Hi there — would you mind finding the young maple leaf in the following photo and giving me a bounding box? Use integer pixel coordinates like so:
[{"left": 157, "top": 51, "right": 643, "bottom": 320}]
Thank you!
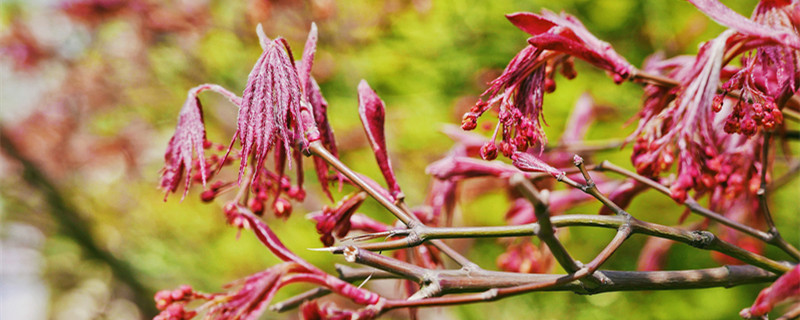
[
  {"left": 357, "top": 80, "right": 404, "bottom": 200},
  {"left": 236, "top": 31, "right": 303, "bottom": 183},
  {"left": 160, "top": 84, "right": 241, "bottom": 200}
]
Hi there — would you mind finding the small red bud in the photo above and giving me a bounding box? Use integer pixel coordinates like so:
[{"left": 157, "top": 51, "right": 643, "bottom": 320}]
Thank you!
[
  {"left": 461, "top": 113, "right": 478, "bottom": 130},
  {"left": 560, "top": 58, "right": 577, "bottom": 79},
  {"left": 203, "top": 139, "right": 213, "bottom": 149},
  {"left": 287, "top": 186, "right": 306, "bottom": 201},
  {"left": 544, "top": 78, "right": 556, "bottom": 93},
  {"left": 273, "top": 198, "right": 292, "bottom": 217},
  {"left": 200, "top": 189, "right": 216, "bottom": 202},
  {"left": 248, "top": 198, "right": 264, "bottom": 216},
  {"left": 480, "top": 142, "right": 498, "bottom": 160},
  {"left": 712, "top": 95, "right": 724, "bottom": 112}
]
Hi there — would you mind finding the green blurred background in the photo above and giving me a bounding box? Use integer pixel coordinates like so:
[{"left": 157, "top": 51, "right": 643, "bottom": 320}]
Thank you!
[{"left": 1, "top": 0, "right": 797, "bottom": 319}]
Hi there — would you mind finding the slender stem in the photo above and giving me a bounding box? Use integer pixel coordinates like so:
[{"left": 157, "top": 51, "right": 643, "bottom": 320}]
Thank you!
[
  {"left": 595, "top": 160, "right": 774, "bottom": 241},
  {"left": 574, "top": 157, "right": 627, "bottom": 216},
  {"left": 308, "top": 141, "right": 414, "bottom": 224},
  {"left": 308, "top": 141, "right": 474, "bottom": 267},
  {"left": 758, "top": 133, "right": 800, "bottom": 261},
  {"left": 758, "top": 132, "right": 777, "bottom": 230},
  {"left": 274, "top": 261, "right": 779, "bottom": 313},
  {"left": 338, "top": 213, "right": 789, "bottom": 274},
  {"left": 510, "top": 175, "right": 581, "bottom": 275},
  {"left": 270, "top": 287, "right": 331, "bottom": 312}
]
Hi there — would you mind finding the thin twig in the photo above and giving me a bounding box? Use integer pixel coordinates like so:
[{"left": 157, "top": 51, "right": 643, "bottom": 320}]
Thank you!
[
  {"left": 510, "top": 175, "right": 582, "bottom": 274},
  {"left": 308, "top": 141, "right": 475, "bottom": 268},
  {"left": 595, "top": 160, "right": 800, "bottom": 260},
  {"left": 758, "top": 133, "right": 800, "bottom": 260}
]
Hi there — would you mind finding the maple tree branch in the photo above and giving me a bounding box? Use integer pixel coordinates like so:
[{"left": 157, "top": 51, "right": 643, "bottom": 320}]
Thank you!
[
  {"left": 592, "top": 160, "right": 800, "bottom": 261},
  {"left": 379, "top": 264, "right": 779, "bottom": 312},
  {"left": 307, "top": 141, "right": 476, "bottom": 268}
]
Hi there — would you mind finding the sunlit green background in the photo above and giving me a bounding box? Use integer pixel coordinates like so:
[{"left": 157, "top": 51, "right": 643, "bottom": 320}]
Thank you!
[{"left": 2, "top": 0, "right": 798, "bottom": 319}]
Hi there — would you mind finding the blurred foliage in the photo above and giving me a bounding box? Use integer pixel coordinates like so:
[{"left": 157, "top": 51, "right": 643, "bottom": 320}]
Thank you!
[{"left": 1, "top": 0, "right": 798, "bottom": 319}]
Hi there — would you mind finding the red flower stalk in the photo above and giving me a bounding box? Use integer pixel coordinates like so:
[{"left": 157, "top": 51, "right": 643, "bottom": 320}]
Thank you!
[
  {"left": 357, "top": 80, "right": 404, "bottom": 200},
  {"left": 598, "top": 179, "right": 647, "bottom": 215},
  {"left": 741, "top": 264, "right": 800, "bottom": 318},
  {"left": 161, "top": 84, "right": 242, "bottom": 200},
  {"left": 462, "top": 10, "right": 632, "bottom": 161},
  {"left": 308, "top": 191, "right": 368, "bottom": 246},
  {"left": 629, "top": 30, "right": 736, "bottom": 203}
]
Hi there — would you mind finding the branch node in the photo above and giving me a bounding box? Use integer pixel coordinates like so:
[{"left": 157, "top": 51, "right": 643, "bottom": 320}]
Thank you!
[
  {"left": 344, "top": 246, "right": 359, "bottom": 263},
  {"left": 689, "top": 231, "right": 715, "bottom": 249}
]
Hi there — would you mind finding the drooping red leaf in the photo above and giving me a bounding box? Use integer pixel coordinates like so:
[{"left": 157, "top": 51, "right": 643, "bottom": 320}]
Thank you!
[
  {"left": 506, "top": 10, "right": 633, "bottom": 81},
  {"left": 161, "top": 84, "right": 241, "bottom": 201},
  {"left": 511, "top": 151, "right": 564, "bottom": 178},
  {"left": 687, "top": 0, "right": 800, "bottom": 49},
  {"left": 236, "top": 37, "right": 303, "bottom": 183},
  {"left": 309, "top": 78, "right": 340, "bottom": 201},
  {"left": 357, "top": 80, "right": 404, "bottom": 200},
  {"left": 426, "top": 156, "right": 539, "bottom": 180},
  {"left": 742, "top": 264, "right": 800, "bottom": 317}
]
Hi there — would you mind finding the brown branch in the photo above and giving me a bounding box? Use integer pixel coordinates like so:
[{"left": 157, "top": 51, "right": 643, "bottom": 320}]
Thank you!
[
  {"left": 308, "top": 141, "right": 476, "bottom": 268},
  {"left": 380, "top": 265, "right": 778, "bottom": 312}
]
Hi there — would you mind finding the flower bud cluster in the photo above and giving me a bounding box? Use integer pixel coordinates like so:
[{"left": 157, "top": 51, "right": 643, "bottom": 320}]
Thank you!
[{"left": 715, "top": 77, "right": 784, "bottom": 136}]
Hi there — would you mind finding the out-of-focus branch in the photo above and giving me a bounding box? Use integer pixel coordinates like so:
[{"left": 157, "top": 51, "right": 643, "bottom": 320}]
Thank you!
[{"left": 0, "top": 126, "right": 157, "bottom": 317}]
